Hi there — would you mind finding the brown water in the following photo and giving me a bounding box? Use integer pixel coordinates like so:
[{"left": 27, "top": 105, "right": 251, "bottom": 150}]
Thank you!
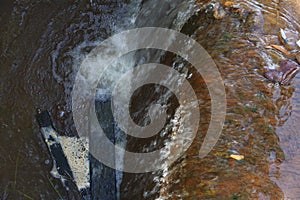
[
  {"left": 1, "top": 0, "right": 300, "bottom": 199},
  {"left": 157, "top": 0, "right": 300, "bottom": 199}
]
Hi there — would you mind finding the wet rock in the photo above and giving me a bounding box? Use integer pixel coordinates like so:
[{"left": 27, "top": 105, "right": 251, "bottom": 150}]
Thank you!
[{"left": 264, "top": 60, "right": 300, "bottom": 85}]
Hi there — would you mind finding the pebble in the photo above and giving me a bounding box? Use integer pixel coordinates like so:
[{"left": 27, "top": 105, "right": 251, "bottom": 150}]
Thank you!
[{"left": 45, "top": 159, "right": 50, "bottom": 165}]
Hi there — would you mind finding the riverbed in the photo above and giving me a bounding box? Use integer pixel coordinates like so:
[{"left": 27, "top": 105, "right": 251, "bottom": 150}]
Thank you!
[{"left": 1, "top": 0, "right": 300, "bottom": 199}]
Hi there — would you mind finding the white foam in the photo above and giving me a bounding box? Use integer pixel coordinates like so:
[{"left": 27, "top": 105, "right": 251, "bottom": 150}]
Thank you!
[
  {"left": 261, "top": 51, "right": 279, "bottom": 70},
  {"left": 59, "top": 136, "right": 90, "bottom": 191},
  {"left": 70, "top": 2, "right": 144, "bottom": 199},
  {"left": 41, "top": 127, "right": 90, "bottom": 192}
]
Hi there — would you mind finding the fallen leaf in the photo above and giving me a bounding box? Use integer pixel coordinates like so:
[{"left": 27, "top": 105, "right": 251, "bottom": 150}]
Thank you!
[
  {"left": 266, "top": 45, "right": 290, "bottom": 55},
  {"left": 224, "top": 1, "right": 235, "bottom": 7},
  {"left": 230, "top": 154, "right": 244, "bottom": 161},
  {"left": 280, "top": 28, "right": 288, "bottom": 44}
]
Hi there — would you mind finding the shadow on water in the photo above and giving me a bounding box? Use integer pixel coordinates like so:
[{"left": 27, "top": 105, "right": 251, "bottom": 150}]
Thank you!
[
  {"left": 0, "top": 0, "right": 134, "bottom": 199},
  {"left": 1, "top": 0, "right": 300, "bottom": 199}
]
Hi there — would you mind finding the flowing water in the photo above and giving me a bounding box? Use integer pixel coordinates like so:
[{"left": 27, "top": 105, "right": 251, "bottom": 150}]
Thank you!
[{"left": 1, "top": 0, "right": 300, "bottom": 199}]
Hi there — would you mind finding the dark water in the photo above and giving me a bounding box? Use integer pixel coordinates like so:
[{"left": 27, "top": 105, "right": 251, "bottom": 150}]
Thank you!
[
  {"left": 1, "top": 0, "right": 300, "bottom": 199},
  {"left": 0, "top": 0, "right": 136, "bottom": 199}
]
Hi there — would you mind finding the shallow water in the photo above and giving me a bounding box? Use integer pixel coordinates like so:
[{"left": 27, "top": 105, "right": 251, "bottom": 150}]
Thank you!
[
  {"left": 158, "top": 0, "right": 300, "bottom": 199},
  {"left": 1, "top": 0, "right": 300, "bottom": 199}
]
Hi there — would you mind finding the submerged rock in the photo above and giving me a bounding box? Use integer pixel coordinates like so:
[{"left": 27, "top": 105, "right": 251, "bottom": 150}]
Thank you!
[
  {"left": 264, "top": 60, "right": 300, "bottom": 85},
  {"left": 36, "top": 110, "right": 90, "bottom": 199}
]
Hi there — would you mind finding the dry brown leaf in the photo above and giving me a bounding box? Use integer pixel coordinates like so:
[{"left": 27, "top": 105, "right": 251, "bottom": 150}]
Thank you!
[
  {"left": 266, "top": 45, "right": 290, "bottom": 55},
  {"left": 230, "top": 154, "right": 244, "bottom": 161},
  {"left": 224, "top": 1, "right": 235, "bottom": 7},
  {"left": 280, "top": 28, "right": 288, "bottom": 44}
]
